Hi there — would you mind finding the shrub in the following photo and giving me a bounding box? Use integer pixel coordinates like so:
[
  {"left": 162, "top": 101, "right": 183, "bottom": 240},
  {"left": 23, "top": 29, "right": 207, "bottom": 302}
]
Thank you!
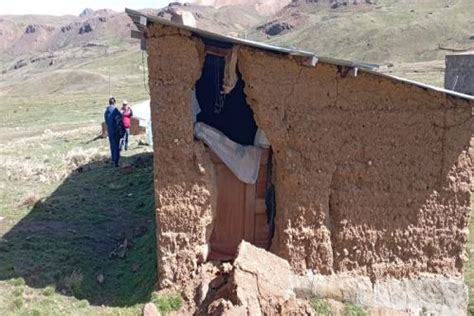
[
  {"left": 345, "top": 303, "right": 368, "bottom": 316},
  {"left": 42, "top": 286, "right": 55, "bottom": 296},
  {"left": 151, "top": 292, "right": 183, "bottom": 314},
  {"left": 18, "top": 194, "right": 41, "bottom": 209},
  {"left": 12, "top": 297, "right": 24, "bottom": 309},
  {"left": 29, "top": 310, "right": 41, "bottom": 316},
  {"left": 77, "top": 300, "right": 90, "bottom": 308},
  {"left": 310, "top": 297, "right": 332, "bottom": 315},
  {"left": 8, "top": 277, "right": 26, "bottom": 287},
  {"left": 64, "top": 270, "right": 83, "bottom": 296},
  {"left": 13, "top": 287, "right": 24, "bottom": 297}
]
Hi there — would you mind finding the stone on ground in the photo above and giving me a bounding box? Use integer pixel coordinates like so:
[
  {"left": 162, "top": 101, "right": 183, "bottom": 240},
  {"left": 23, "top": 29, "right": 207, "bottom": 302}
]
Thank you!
[{"left": 143, "top": 302, "right": 160, "bottom": 316}]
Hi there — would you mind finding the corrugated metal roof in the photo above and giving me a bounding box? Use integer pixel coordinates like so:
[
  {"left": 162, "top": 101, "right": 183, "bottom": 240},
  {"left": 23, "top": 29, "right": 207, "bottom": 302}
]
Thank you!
[{"left": 125, "top": 8, "right": 474, "bottom": 102}]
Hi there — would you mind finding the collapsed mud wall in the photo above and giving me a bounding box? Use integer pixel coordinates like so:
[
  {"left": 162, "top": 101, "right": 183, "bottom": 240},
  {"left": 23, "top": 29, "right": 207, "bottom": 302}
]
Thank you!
[
  {"left": 146, "top": 25, "right": 216, "bottom": 289},
  {"left": 146, "top": 23, "right": 473, "bottom": 288},
  {"left": 238, "top": 48, "right": 473, "bottom": 278}
]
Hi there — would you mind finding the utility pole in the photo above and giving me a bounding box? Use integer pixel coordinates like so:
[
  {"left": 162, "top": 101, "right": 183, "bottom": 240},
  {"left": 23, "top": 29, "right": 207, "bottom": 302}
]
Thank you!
[
  {"left": 108, "top": 66, "right": 111, "bottom": 96},
  {"left": 105, "top": 45, "right": 111, "bottom": 97}
]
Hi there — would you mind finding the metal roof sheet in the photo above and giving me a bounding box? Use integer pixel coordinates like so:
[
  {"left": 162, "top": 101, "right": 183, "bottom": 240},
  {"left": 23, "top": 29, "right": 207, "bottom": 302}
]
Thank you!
[{"left": 126, "top": 8, "right": 474, "bottom": 102}]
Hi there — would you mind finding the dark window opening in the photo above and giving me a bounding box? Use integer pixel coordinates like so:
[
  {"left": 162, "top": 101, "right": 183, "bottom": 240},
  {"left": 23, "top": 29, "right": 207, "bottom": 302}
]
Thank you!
[{"left": 195, "top": 53, "right": 257, "bottom": 146}]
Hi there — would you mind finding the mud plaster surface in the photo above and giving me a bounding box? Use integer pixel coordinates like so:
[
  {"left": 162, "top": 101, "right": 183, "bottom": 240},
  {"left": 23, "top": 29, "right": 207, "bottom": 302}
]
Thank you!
[
  {"left": 147, "top": 25, "right": 215, "bottom": 289},
  {"left": 238, "top": 47, "right": 473, "bottom": 278},
  {"left": 147, "top": 24, "right": 473, "bottom": 287}
]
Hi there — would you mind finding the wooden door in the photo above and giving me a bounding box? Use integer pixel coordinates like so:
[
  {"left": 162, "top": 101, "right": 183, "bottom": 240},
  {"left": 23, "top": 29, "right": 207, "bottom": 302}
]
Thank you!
[{"left": 208, "top": 149, "right": 270, "bottom": 261}]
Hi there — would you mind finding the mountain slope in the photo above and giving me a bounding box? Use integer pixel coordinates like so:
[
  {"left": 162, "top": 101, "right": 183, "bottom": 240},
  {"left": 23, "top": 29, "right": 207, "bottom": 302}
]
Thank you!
[
  {"left": 2, "top": 0, "right": 474, "bottom": 106},
  {"left": 193, "top": 0, "right": 292, "bottom": 15},
  {"left": 249, "top": 0, "right": 474, "bottom": 64}
]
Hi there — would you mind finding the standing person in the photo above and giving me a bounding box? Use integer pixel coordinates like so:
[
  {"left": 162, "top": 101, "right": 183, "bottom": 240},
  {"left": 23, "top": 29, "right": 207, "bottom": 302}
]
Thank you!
[
  {"left": 120, "top": 100, "right": 133, "bottom": 151},
  {"left": 104, "top": 97, "right": 123, "bottom": 167}
]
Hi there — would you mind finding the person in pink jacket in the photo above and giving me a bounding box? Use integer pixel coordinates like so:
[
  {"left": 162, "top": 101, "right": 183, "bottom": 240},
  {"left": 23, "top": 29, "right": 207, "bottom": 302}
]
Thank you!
[{"left": 120, "top": 100, "right": 133, "bottom": 151}]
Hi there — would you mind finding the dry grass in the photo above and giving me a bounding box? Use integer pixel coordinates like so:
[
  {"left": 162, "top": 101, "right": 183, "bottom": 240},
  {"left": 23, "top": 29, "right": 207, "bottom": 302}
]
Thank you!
[
  {"left": 17, "top": 194, "right": 41, "bottom": 209},
  {"left": 65, "top": 147, "right": 109, "bottom": 169},
  {"left": 2, "top": 157, "right": 57, "bottom": 184},
  {"left": 64, "top": 270, "right": 84, "bottom": 297}
]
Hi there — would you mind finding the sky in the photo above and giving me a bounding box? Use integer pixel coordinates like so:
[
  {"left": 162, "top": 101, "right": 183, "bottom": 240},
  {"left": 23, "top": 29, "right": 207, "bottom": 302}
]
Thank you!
[{"left": 0, "top": 0, "right": 182, "bottom": 16}]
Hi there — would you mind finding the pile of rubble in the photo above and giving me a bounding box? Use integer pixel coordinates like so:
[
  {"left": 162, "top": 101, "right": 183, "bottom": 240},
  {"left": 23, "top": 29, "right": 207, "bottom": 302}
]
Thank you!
[
  {"left": 192, "top": 241, "right": 314, "bottom": 315},
  {"left": 144, "top": 241, "right": 466, "bottom": 315}
]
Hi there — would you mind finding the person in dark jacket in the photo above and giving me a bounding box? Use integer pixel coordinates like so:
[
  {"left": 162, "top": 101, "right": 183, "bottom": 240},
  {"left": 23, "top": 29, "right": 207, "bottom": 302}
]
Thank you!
[{"left": 104, "top": 97, "right": 123, "bottom": 167}]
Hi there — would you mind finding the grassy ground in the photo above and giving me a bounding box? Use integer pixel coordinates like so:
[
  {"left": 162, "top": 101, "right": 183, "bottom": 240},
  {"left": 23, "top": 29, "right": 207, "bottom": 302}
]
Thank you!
[
  {"left": 0, "top": 4, "right": 473, "bottom": 313},
  {"left": 467, "top": 195, "right": 474, "bottom": 314},
  {"left": 0, "top": 124, "right": 157, "bottom": 315},
  {"left": 0, "top": 26, "right": 166, "bottom": 313}
]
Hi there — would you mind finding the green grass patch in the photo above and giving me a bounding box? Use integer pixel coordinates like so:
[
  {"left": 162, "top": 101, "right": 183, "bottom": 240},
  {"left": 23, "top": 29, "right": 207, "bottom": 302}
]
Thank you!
[
  {"left": 467, "top": 195, "right": 474, "bottom": 313},
  {"left": 12, "top": 297, "right": 24, "bottom": 310},
  {"left": 0, "top": 133, "right": 156, "bottom": 311},
  {"left": 151, "top": 292, "right": 183, "bottom": 314},
  {"left": 8, "top": 278, "right": 25, "bottom": 287},
  {"left": 310, "top": 297, "right": 332, "bottom": 315},
  {"left": 344, "top": 303, "right": 368, "bottom": 316},
  {"left": 64, "top": 270, "right": 84, "bottom": 297},
  {"left": 12, "top": 287, "right": 24, "bottom": 297},
  {"left": 42, "top": 286, "right": 55, "bottom": 297}
]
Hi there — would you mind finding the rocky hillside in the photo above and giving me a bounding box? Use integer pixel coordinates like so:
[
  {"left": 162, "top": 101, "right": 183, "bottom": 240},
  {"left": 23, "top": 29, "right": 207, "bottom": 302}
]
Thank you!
[
  {"left": 0, "top": 10, "right": 132, "bottom": 56},
  {"left": 1, "top": 0, "right": 474, "bottom": 95},
  {"left": 0, "top": 3, "right": 266, "bottom": 69},
  {"left": 2, "top": 0, "right": 474, "bottom": 67},
  {"left": 193, "top": 0, "right": 292, "bottom": 15},
  {"left": 0, "top": 3, "right": 266, "bottom": 93}
]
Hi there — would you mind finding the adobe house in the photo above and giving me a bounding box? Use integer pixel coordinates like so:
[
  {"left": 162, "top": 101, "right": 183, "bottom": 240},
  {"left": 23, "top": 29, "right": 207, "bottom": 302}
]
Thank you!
[{"left": 126, "top": 9, "right": 474, "bottom": 313}]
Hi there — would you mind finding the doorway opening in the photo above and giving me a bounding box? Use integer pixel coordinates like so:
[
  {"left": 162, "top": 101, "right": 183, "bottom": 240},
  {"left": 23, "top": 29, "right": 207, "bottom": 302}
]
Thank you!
[{"left": 193, "top": 48, "right": 275, "bottom": 261}]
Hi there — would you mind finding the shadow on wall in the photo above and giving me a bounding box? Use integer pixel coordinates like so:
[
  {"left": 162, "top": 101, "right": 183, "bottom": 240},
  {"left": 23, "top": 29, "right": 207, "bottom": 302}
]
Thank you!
[{"left": 0, "top": 153, "right": 156, "bottom": 307}]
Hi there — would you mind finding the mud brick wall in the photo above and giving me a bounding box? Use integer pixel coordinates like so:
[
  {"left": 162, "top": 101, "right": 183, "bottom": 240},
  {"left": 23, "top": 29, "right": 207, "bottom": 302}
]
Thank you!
[
  {"left": 238, "top": 48, "right": 473, "bottom": 278},
  {"left": 146, "top": 25, "right": 216, "bottom": 289},
  {"left": 147, "top": 24, "right": 473, "bottom": 286}
]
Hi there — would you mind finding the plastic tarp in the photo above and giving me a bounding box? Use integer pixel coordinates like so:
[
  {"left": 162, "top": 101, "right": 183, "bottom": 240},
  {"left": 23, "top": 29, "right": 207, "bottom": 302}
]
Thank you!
[
  {"left": 254, "top": 128, "right": 270, "bottom": 148},
  {"left": 194, "top": 122, "right": 262, "bottom": 184},
  {"left": 130, "top": 100, "right": 153, "bottom": 144},
  {"left": 131, "top": 100, "right": 151, "bottom": 127},
  {"left": 192, "top": 89, "right": 201, "bottom": 123}
]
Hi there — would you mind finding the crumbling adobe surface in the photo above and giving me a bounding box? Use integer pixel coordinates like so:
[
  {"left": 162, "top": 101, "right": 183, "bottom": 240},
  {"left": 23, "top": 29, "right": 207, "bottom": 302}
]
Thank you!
[
  {"left": 146, "top": 23, "right": 473, "bottom": 290},
  {"left": 238, "top": 47, "right": 473, "bottom": 278},
  {"left": 203, "top": 241, "right": 315, "bottom": 315},
  {"left": 146, "top": 24, "right": 216, "bottom": 289}
]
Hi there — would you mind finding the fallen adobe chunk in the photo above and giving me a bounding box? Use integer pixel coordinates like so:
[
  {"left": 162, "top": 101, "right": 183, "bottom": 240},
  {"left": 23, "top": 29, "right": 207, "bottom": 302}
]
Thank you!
[{"left": 206, "top": 241, "right": 314, "bottom": 315}]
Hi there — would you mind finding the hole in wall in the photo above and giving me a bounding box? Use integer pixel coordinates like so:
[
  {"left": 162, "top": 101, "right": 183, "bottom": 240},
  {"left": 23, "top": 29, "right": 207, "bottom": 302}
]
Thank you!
[{"left": 191, "top": 46, "right": 276, "bottom": 261}]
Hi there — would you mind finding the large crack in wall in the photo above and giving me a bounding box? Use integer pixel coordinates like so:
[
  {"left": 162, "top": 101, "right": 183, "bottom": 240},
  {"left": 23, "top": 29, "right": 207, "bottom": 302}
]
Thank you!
[
  {"left": 239, "top": 48, "right": 337, "bottom": 274},
  {"left": 238, "top": 47, "right": 473, "bottom": 278}
]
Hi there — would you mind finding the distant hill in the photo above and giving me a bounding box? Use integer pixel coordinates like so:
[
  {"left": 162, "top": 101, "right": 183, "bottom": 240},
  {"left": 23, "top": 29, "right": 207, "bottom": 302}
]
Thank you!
[
  {"left": 193, "top": 0, "right": 292, "bottom": 15},
  {"left": 0, "top": 10, "right": 132, "bottom": 56},
  {"left": 249, "top": 0, "right": 474, "bottom": 64},
  {"left": 0, "top": 4, "right": 268, "bottom": 105}
]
